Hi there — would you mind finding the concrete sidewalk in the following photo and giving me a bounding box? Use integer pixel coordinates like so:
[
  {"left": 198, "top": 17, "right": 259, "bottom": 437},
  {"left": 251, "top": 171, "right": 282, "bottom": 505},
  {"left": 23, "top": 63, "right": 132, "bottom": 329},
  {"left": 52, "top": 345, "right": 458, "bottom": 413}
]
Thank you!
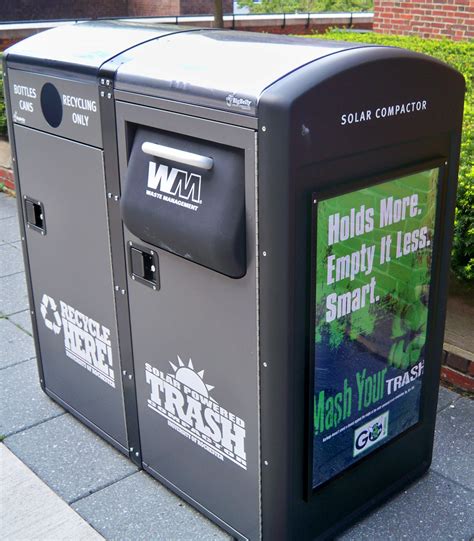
[
  {"left": 1, "top": 189, "right": 473, "bottom": 540},
  {"left": 1, "top": 443, "right": 103, "bottom": 540}
]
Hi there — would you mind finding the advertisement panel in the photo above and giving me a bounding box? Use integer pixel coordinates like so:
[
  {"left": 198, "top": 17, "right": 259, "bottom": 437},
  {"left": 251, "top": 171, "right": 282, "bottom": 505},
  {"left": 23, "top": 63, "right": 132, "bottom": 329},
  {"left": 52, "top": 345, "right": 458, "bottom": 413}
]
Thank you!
[{"left": 312, "top": 168, "right": 438, "bottom": 489}]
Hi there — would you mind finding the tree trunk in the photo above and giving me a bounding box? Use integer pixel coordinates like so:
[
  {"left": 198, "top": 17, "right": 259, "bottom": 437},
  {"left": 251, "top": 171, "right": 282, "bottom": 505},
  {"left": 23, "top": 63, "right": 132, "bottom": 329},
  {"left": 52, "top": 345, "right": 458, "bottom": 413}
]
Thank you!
[{"left": 214, "top": 0, "right": 224, "bottom": 28}]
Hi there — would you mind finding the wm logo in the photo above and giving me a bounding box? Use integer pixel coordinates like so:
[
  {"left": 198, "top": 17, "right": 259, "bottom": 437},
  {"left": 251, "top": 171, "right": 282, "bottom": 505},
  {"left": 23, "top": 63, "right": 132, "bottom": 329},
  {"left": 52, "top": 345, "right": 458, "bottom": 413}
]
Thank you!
[{"left": 147, "top": 162, "right": 202, "bottom": 204}]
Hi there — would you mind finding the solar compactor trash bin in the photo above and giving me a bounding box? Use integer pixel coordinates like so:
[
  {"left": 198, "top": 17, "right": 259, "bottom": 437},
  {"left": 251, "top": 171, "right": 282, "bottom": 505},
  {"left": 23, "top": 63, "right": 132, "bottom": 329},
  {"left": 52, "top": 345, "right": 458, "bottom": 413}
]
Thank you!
[
  {"left": 2, "top": 21, "right": 199, "bottom": 464},
  {"left": 113, "top": 31, "right": 465, "bottom": 540}
]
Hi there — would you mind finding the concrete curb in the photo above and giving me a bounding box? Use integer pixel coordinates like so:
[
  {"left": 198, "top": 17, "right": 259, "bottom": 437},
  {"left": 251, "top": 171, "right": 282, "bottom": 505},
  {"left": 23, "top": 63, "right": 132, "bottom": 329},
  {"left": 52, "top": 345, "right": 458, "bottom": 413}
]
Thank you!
[
  {"left": 0, "top": 165, "right": 15, "bottom": 192},
  {"left": 1, "top": 443, "right": 104, "bottom": 540},
  {"left": 0, "top": 140, "right": 14, "bottom": 192},
  {"left": 441, "top": 344, "right": 474, "bottom": 393}
]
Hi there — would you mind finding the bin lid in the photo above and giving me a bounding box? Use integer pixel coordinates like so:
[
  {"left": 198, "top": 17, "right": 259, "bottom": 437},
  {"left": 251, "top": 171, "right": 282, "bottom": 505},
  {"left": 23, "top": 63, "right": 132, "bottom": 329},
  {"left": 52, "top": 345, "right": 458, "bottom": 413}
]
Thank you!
[
  {"left": 5, "top": 21, "right": 184, "bottom": 76},
  {"left": 115, "top": 30, "right": 364, "bottom": 116}
]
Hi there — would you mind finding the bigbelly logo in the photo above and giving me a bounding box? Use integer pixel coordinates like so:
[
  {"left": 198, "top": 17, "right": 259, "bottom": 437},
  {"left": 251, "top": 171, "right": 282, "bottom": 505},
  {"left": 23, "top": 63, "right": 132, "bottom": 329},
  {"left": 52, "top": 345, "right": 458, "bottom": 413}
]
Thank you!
[
  {"left": 145, "top": 357, "right": 247, "bottom": 470},
  {"left": 353, "top": 411, "right": 389, "bottom": 457},
  {"left": 145, "top": 162, "right": 202, "bottom": 212}
]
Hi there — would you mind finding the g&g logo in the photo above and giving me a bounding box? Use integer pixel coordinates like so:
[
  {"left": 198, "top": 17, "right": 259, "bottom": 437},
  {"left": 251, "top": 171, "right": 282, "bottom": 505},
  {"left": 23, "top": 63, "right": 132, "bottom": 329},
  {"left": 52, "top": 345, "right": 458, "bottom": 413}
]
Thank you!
[{"left": 353, "top": 412, "right": 389, "bottom": 457}]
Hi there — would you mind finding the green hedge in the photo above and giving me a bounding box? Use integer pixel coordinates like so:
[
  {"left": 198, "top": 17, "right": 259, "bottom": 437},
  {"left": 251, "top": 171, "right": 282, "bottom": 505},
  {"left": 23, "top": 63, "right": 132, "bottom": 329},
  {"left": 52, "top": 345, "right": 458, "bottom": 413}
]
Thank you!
[{"left": 308, "top": 31, "right": 474, "bottom": 283}]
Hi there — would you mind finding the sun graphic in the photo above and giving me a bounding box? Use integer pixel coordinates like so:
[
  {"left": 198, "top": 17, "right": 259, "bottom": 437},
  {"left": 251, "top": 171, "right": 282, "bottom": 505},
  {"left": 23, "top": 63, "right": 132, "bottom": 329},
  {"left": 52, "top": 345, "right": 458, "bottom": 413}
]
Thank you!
[{"left": 169, "top": 356, "right": 215, "bottom": 399}]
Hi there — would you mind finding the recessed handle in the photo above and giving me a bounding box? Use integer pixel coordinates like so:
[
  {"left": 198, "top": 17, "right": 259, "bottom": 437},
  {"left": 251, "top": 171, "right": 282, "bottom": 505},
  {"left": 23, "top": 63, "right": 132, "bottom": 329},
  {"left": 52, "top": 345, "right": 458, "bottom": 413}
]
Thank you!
[
  {"left": 24, "top": 196, "right": 46, "bottom": 235},
  {"left": 129, "top": 243, "right": 160, "bottom": 291},
  {"left": 141, "top": 142, "right": 214, "bottom": 171}
]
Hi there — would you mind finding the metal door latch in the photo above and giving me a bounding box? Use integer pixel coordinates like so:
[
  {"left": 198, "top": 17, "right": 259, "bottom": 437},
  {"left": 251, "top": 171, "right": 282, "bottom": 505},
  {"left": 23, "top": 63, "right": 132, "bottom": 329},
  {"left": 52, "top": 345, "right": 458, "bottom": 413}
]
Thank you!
[
  {"left": 128, "top": 243, "right": 160, "bottom": 291},
  {"left": 24, "top": 196, "right": 46, "bottom": 235}
]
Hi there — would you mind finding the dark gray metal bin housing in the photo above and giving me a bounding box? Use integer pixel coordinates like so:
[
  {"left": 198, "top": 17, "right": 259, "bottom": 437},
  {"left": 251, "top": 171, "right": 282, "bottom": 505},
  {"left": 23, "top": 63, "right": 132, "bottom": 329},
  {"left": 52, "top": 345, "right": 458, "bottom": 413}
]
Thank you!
[
  {"left": 113, "top": 30, "right": 465, "bottom": 540},
  {"left": 5, "top": 24, "right": 465, "bottom": 541},
  {"left": 2, "top": 21, "right": 198, "bottom": 464}
]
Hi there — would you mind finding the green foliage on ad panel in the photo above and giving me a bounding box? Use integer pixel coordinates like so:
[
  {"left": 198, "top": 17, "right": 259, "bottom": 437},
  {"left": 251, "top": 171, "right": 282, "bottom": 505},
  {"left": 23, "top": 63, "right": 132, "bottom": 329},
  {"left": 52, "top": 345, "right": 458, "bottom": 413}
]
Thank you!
[{"left": 315, "top": 169, "right": 437, "bottom": 369}]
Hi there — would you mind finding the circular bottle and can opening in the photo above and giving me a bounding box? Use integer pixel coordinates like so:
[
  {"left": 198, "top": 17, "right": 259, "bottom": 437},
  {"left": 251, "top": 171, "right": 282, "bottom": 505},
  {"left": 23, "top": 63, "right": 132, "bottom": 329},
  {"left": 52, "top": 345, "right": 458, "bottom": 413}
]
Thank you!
[{"left": 40, "top": 83, "right": 63, "bottom": 128}]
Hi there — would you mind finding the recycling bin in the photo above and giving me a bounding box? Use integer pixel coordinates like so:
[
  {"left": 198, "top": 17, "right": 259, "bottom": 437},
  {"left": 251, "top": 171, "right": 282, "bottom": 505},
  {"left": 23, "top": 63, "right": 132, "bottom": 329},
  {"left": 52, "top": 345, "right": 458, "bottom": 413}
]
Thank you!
[
  {"left": 2, "top": 21, "right": 197, "bottom": 463},
  {"left": 113, "top": 31, "right": 465, "bottom": 539}
]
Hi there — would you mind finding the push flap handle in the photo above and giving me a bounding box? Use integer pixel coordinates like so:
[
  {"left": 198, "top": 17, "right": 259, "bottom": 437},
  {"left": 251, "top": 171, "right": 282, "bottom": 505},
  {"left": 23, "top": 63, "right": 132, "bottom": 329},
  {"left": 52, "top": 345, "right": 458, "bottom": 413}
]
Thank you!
[{"left": 141, "top": 142, "right": 214, "bottom": 171}]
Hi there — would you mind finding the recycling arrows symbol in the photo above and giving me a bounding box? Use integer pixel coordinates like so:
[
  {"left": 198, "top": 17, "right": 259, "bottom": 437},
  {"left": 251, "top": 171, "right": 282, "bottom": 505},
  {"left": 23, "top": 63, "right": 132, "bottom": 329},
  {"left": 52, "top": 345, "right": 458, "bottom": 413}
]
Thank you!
[{"left": 40, "top": 294, "right": 62, "bottom": 335}]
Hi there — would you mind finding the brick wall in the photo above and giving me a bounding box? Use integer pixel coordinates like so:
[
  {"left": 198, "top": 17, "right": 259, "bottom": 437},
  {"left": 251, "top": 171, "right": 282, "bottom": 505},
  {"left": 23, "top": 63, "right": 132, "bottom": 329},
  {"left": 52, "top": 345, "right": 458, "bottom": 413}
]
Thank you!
[
  {"left": 0, "top": 0, "right": 128, "bottom": 21},
  {"left": 179, "top": 0, "right": 233, "bottom": 14},
  {"left": 1, "top": 0, "right": 234, "bottom": 21},
  {"left": 374, "top": 0, "right": 474, "bottom": 40},
  {"left": 441, "top": 346, "right": 474, "bottom": 393},
  {"left": 127, "top": 0, "right": 179, "bottom": 16}
]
